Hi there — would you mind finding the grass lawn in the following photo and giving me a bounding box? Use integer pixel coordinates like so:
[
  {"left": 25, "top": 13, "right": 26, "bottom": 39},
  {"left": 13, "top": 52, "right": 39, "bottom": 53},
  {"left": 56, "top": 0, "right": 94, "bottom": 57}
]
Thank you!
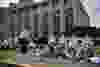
[
  {"left": 0, "top": 48, "right": 16, "bottom": 64},
  {"left": 48, "top": 64, "right": 64, "bottom": 67},
  {"left": 96, "top": 48, "right": 100, "bottom": 56}
]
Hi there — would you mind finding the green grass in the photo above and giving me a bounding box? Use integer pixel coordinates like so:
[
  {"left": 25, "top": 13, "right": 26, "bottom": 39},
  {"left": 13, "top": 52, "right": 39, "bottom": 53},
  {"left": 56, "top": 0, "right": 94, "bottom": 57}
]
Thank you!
[
  {"left": 96, "top": 48, "right": 100, "bottom": 55},
  {"left": 48, "top": 64, "right": 64, "bottom": 67},
  {"left": 0, "top": 48, "right": 16, "bottom": 64}
]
